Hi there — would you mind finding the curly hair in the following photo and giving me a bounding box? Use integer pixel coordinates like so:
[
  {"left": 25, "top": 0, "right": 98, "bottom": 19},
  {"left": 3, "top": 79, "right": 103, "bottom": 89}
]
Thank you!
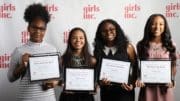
[
  {"left": 24, "top": 3, "right": 50, "bottom": 24},
  {"left": 137, "top": 14, "right": 176, "bottom": 60},
  {"left": 93, "top": 19, "right": 129, "bottom": 58}
]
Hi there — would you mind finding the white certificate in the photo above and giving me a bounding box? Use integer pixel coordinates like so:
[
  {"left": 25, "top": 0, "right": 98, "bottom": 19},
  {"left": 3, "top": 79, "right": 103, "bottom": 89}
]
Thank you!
[
  {"left": 99, "top": 58, "right": 130, "bottom": 84},
  {"left": 29, "top": 55, "right": 60, "bottom": 81},
  {"left": 65, "top": 68, "right": 95, "bottom": 92},
  {"left": 141, "top": 60, "right": 171, "bottom": 83}
]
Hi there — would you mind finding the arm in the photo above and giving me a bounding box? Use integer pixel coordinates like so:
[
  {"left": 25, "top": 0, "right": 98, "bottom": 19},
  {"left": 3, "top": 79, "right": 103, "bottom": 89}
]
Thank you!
[
  {"left": 125, "top": 43, "right": 138, "bottom": 89},
  {"left": 58, "top": 57, "right": 64, "bottom": 86},
  {"left": 169, "top": 42, "right": 177, "bottom": 87},
  {"left": 7, "top": 48, "right": 29, "bottom": 82},
  {"left": 15, "top": 54, "right": 29, "bottom": 76},
  {"left": 171, "top": 56, "right": 176, "bottom": 87},
  {"left": 90, "top": 56, "right": 99, "bottom": 94}
]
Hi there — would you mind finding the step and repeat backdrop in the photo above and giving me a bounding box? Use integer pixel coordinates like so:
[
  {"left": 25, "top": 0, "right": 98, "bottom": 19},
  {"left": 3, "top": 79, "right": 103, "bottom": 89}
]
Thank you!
[{"left": 0, "top": 0, "right": 180, "bottom": 101}]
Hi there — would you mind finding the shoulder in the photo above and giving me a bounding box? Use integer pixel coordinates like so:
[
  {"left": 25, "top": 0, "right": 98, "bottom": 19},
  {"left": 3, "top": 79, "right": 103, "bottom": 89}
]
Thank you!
[
  {"left": 127, "top": 43, "right": 135, "bottom": 53},
  {"left": 15, "top": 43, "right": 28, "bottom": 51},
  {"left": 90, "top": 56, "right": 97, "bottom": 66},
  {"left": 172, "top": 41, "right": 176, "bottom": 47},
  {"left": 44, "top": 42, "right": 57, "bottom": 51},
  {"left": 126, "top": 43, "right": 136, "bottom": 58},
  {"left": 136, "top": 40, "right": 144, "bottom": 47},
  {"left": 12, "top": 45, "right": 27, "bottom": 56}
]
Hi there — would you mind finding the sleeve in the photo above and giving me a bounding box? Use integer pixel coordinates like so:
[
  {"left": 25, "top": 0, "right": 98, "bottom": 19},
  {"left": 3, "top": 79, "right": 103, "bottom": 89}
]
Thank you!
[
  {"left": 93, "top": 49, "right": 102, "bottom": 81},
  {"left": 7, "top": 48, "right": 21, "bottom": 82}
]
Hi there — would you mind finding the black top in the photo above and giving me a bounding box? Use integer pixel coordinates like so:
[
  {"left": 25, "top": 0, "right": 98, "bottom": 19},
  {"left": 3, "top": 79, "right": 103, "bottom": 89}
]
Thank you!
[
  {"left": 95, "top": 46, "right": 137, "bottom": 101},
  {"left": 60, "top": 55, "right": 94, "bottom": 101}
]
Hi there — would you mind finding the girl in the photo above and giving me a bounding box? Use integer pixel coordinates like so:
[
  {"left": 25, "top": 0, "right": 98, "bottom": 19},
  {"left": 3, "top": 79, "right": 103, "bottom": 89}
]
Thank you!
[
  {"left": 7, "top": 3, "right": 57, "bottom": 101},
  {"left": 59, "top": 27, "right": 96, "bottom": 101},
  {"left": 136, "top": 14, "right": 176, "bottom": 101},
  {"left": 93, "top": 19, "right": 137, "bottom": 101}
]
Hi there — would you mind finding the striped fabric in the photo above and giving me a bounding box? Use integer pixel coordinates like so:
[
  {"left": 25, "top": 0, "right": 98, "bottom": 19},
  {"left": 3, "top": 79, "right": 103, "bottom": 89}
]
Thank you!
[{"left": 8, "top": 41, "right": 57, "bottom": 101}]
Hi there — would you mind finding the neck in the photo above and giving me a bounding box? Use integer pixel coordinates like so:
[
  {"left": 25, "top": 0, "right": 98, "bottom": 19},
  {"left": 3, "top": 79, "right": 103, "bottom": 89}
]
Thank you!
[
  {"left": 72, "top": 49, "right": 82, "bottom": 56},
  {"left": 151, "top": 36, "right": 161, "bottom": 43},
  {"left": 106, "top": 41, "right": 115, "bottom": 47},
  {"left": 30, "top": 39, "right": 43, "bottom": 43}
]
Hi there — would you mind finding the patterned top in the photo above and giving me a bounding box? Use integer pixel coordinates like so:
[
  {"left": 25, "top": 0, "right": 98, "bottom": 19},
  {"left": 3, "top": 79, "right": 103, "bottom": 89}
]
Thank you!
[
  {"left": 7, "top": 41, "right": 57, "bottom": 101},
  {"left": 148, "top": 42, "right": 169, "bottom": 59},
  {"left": 71, "top": 55, "right": 85, "bottom": 67},
  {"left": 138, "top": 43, "right": 175, "bottom": 101}
]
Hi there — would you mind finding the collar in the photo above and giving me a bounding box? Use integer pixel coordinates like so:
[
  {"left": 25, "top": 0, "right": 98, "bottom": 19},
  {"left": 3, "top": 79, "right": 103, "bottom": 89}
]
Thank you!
[
  {"left": 27, "top": 40, "right": 44, "bottom": 46},
  {"left": 103, "top": 46, "right": 117, "bottom": 55}
]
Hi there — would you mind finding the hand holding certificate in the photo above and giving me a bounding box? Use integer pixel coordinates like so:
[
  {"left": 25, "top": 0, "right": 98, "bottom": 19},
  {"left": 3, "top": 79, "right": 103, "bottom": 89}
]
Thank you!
[
  {"left": 99, "top": 58, "right": 130, "bottom": 84},
  {"left": 29, "top": 53, "right": 60, "bottom": 81},
  {"left": 140, "top": 60, "right": 171, "bottom": 84},
  {"left": 64, "top": 67, "right": 95, "bottom": 93}
]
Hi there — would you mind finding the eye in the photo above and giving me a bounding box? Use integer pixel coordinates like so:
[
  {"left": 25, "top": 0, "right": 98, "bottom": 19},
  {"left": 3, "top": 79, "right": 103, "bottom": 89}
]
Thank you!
[
  {"left": 71, "top": 37, "right": 76, "bottom": 40},
  {"left": 80, "top": 37, "right": 84, "bottom": 39},
  {"left": 160, "top": 23, "right": 164, "bottom": 26},
  {"left": 102, "top": 27, "right": 116, "bottom": 34},
  {"left": 30, "top": 25, "right": 46, "bottom": 32}
]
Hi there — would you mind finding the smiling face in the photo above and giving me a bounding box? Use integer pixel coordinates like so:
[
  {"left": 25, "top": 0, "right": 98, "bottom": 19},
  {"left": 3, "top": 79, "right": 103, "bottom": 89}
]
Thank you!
[
  {"left": 151, "top": 16, "right": 165, "bottom": 38},
  {"left": 28, "top": 17, "right": 46, "bottom": 43},
  {"left": 101, "top": 22, "right": 117, "bottom": 44},
  {"left": 70, "top": 30, "right": 85, "bottom": 51}
]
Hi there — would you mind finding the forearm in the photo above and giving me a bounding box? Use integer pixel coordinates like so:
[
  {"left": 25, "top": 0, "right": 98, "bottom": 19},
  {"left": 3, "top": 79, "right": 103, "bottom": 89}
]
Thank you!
[{"left": 13, "top": 64, "right": 26, "bottom": 78}]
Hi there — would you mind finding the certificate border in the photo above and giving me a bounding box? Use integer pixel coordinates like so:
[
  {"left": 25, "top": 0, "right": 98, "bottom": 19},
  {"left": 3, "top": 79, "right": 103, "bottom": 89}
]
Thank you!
[
  {"left": 99, "top": 58, "right": 131, "bottom": 85},
  {"left": 29, "top": 52, "right": 61, "bottom": 82},
  {"left": 64, "top": 66, "right": 96, "bottom": 93},
  {"left": 140, "top": 59, "right": 172, "bottom": 85}
]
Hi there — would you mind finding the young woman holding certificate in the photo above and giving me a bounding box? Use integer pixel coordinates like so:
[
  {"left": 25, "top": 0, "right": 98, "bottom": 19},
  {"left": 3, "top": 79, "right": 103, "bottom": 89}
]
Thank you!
[
  {"left": 59, "top": 27, "right": 97, "bottom": 101},
  {"left": 7, "top": 3, "right": 58, "bottom": 101},
  {"left": 136, "top": 14, "right": 177, "bottom": 101},
  {"left": 93, "top": 19, "right": 138, "bottom": 101}
]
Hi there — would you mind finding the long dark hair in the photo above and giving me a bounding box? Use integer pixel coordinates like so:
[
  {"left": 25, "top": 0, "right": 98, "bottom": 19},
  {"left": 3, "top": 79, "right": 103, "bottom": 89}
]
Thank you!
[
  {"left": 93, "top": 19, "right": 129, "bottom": 58},
  {"left": 137, "top": 14, "right": 176, "bottom": 61},
  {"left": 62, "top": 27, "right": 92, "bottom": 66}
]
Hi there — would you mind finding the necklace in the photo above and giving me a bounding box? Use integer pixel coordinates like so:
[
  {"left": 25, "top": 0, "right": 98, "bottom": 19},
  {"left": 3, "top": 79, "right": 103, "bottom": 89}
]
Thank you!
[
  {"left": 152, "top": 47, "right": 161, "bottom": 51},
  {"left": 71, "top": 55, "right": 84, "bottom": 66},
  {"left": 150, "top": 42, "right": 162, "bottom": 51}
]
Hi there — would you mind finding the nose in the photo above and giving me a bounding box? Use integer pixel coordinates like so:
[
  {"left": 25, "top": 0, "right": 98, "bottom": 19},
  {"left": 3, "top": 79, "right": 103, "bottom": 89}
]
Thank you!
[
  {"left": 107, "top": 28, "right": 115, "bottom": 34},
  {"left": 76, "top": 38, "right": 81, "bottom": 42},
  {"left": 107, "top": 30, "right": 113, "bottom": 34},
  {"left": 154, "top": 24, "right": 160, "bottom": 28},
  {"left": 34, "top": 29, "right": 41, "bottom": 33}
]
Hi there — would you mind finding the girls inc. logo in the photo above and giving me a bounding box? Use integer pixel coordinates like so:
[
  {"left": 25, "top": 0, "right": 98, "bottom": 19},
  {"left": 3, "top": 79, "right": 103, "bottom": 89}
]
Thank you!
[
  {"left": 83, "top": 4, "right": 100, "bottom": 19},
  {"left": 0, "top": 3, "right": 16, "bottom": 19},
  {"left": 45, "top": 4, "right": 59, "bottom": 19},
  {"left": 21, "top": 30, "right": 29, "bottom": 44},
  {"left": 63, "top": 29, "right": 70, "bottom": 43},
  {"left": 0, "top": 53, "right": 10, "bottom": 68},
  {"left": 165, "top": 3, "right": 180, "bottom": 18},
  {"left": 124, "top": 4, "right": 141, "bottom": 19}
]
